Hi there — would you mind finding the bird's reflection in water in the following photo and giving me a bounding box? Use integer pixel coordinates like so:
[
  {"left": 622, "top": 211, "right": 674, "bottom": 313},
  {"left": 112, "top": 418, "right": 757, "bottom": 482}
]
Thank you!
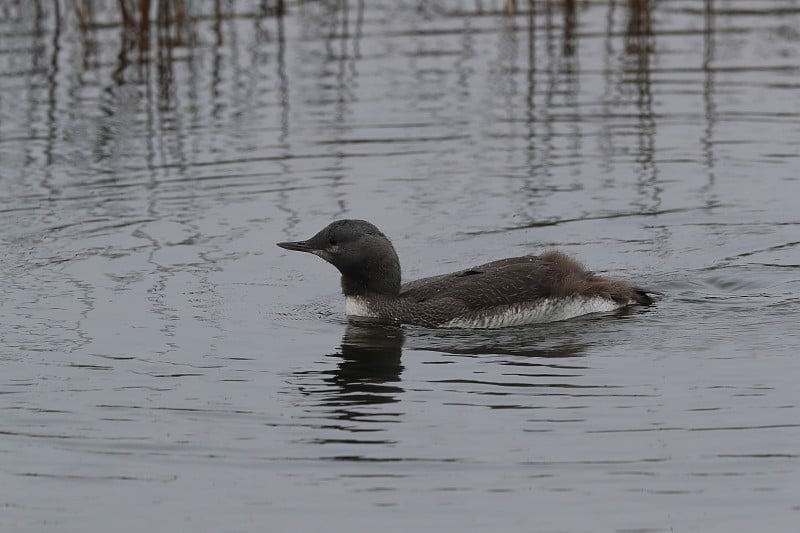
[
  {"left": 293, "top": 319, "right": 405, "bottom": 420},
  {"left": 294, "top": 313, "right": 629, "bottom": 425},
  {"left": 328, "top": 319, "right": 405, "bottom": 405},
  {"left": 410, "top": 331, "right": 588, "bottom": 359},
  {"left": 404, "top": 317, "right": 594, "bottom": 360}
]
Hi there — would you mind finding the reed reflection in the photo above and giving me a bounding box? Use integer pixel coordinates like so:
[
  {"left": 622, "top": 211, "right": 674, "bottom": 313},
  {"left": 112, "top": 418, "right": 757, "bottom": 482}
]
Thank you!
[
  {"left": 625, "top": 0, "right": 660, "bottom": 210},
  {"left": 701, "top": 0, "right": 718, "bottom": 202},
  {"left": 563, "top": 0, "right": 576, "bottom": 58}
]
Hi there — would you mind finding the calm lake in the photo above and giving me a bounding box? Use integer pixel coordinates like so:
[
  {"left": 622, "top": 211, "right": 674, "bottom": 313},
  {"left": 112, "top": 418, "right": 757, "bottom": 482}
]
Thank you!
[{"left": 1, "top": 1, "right": 799, "bottom": 531}]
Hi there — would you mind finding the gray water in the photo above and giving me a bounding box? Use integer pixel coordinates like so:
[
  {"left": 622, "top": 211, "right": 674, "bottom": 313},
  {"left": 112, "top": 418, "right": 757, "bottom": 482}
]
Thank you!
[{"left": 1, "top": 1, "right": 799, "bottom": 531}]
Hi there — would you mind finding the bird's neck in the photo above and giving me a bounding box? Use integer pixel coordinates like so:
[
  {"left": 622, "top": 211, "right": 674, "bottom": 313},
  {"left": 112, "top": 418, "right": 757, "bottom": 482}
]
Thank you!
[{"left": 340, "top": 268, "right": 400, "bottom": 298}]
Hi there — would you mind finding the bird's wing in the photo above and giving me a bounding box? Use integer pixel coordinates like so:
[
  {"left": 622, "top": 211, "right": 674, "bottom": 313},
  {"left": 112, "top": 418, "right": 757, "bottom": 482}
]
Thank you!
[{"left": 399, "top": 255, "right": 561, "bottom": 310}]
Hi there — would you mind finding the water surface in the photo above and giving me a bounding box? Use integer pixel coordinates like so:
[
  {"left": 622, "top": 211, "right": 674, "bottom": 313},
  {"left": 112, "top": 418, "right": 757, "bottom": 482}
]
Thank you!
[{"left": 1, "top": 1, "right": 799, "bottom": 531}]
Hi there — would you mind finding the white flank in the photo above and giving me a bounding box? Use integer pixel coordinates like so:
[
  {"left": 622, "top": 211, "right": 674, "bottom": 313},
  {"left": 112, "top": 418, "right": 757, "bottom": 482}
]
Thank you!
[
  {"left": 345, "top": 296, "right": 378, "bottom": 318},
  {"left": 441, "top": 297, "right": 626, "bottom": 329}
]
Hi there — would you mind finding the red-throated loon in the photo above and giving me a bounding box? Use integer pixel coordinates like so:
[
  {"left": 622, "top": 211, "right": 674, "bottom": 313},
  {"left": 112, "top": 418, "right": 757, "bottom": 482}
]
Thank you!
[{"left": 277, "top": 219, "right": 655, "bottom": 328}]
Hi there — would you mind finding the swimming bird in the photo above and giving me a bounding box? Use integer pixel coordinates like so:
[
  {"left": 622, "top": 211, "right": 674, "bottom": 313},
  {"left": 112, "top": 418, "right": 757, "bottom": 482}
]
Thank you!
[{"left": 277, "top": 219, "right": 654, "bottom": 328}]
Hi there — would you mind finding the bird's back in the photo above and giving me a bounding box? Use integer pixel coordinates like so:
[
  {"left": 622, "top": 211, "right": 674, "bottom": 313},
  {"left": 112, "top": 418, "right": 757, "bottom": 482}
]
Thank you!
[{"left": 390, "top": 252, "right": 651, "bottom": 327}]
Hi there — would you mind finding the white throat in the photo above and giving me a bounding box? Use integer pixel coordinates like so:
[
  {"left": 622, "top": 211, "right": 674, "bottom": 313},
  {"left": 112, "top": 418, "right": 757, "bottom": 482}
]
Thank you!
[{"left": 345, "top": 296, "right": 377, "bottom": 317}]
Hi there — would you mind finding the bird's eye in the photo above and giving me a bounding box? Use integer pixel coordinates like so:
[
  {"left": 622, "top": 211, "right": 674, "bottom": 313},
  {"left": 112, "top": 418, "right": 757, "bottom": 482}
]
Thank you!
[{"left": 329, "top": 238, "right": 338, "bottom": 246}]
